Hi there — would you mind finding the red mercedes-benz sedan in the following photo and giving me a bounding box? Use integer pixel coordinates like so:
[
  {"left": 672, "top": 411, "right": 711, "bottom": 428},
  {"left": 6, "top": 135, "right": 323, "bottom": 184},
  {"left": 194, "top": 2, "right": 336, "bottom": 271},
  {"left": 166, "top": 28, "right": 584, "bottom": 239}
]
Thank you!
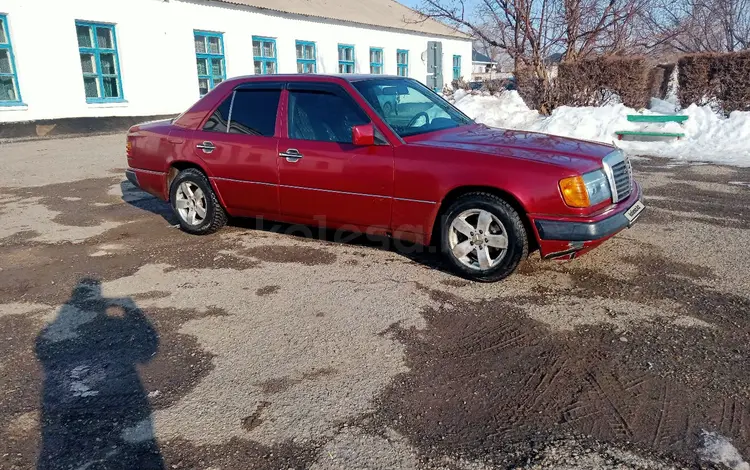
[{"left": 125, "top": 74, "right": 644, "bottom": 282}]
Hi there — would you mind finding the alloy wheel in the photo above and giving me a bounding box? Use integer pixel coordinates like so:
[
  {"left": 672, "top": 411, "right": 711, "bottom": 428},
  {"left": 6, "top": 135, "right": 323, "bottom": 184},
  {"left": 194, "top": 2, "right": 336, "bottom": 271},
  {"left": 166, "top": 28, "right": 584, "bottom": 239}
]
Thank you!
[
  {"left": 447, "top": 208, "right": 509, "bottom": 270},
  {"left": 174, "top": 181, "right": 207, "bottom": 226}
]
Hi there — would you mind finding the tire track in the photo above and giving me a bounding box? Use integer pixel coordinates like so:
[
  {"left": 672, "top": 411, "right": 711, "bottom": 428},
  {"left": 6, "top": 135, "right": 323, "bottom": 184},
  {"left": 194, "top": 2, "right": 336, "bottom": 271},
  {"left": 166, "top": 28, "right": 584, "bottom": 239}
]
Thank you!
[{"left": 378, "top": 272, "right": 750, "bottom": 466}]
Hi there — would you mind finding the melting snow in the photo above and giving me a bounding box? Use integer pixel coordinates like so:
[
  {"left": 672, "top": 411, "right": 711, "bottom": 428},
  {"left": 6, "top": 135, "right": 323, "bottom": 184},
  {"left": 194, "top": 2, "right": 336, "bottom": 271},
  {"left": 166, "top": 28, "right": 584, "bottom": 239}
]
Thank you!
[{"left": 699, "top": 431, "right": 750, "bottom": 470}]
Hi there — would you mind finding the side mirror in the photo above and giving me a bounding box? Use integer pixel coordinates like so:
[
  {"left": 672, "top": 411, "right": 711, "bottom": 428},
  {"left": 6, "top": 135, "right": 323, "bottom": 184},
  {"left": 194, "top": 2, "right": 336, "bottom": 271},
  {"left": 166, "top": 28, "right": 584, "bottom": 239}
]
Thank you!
[{"left": 352, "top": 123, "right": 375, "bottom": 146}]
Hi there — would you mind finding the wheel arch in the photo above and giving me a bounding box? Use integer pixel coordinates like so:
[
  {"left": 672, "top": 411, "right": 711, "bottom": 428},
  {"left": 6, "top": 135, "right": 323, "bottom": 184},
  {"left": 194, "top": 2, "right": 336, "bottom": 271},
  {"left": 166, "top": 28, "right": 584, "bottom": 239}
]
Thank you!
[
  {"left": 431, "top": 185, "right": 538, "bottom": 253},
  {"left": 167, "top": 161, "right": 229, "bottom": 212},
  {"left": 167, "top": 161, "right": 209, "bottom": 190}
]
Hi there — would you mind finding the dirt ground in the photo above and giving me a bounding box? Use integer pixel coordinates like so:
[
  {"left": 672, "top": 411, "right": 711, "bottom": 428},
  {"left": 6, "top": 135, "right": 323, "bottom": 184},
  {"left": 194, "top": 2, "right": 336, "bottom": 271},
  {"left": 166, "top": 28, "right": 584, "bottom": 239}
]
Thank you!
[{"left": 1, "top": 134, "right": 750, "bottom": 470}]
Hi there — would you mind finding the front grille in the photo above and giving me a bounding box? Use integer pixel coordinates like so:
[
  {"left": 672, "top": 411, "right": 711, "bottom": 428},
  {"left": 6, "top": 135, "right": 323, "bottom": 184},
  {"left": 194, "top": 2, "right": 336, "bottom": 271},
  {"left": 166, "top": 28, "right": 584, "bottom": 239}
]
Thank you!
[
  {"left": 603, "top": 150, "right": 633, "bottom": 202},
  {"left": 611, "top": 159, "right": 632, "bottom": 200}
]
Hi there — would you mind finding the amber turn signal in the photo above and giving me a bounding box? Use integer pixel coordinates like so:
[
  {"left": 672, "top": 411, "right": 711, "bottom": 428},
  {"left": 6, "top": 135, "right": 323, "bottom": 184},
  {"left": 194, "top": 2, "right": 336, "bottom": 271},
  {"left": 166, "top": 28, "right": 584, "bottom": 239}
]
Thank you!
[
  {"left": 559, "top": 176, "right": 591, "bottom": 208},
  {"left": 126, "top": 139, "right": 133, "bottom": 157}
]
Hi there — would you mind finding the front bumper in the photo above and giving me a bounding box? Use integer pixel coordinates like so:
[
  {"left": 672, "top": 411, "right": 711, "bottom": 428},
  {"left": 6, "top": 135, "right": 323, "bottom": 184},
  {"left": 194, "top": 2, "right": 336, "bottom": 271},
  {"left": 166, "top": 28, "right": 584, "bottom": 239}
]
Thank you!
[
  {"left": 533, "top": 183, "right": 643, "bottom": 259},
  {"left": 535, "top": 204, "right": 640, "bottom": 241}
]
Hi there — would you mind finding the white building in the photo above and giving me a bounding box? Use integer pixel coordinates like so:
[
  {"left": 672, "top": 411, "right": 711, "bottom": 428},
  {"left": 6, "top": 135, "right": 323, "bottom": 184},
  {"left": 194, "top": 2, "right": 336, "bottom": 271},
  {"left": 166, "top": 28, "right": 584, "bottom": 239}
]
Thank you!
[
  {"left": 471, "top": 50, "right": 496, "bottom": 81},
  {"left": 0, "top": 0, "right": 472, "bottom": 130}
]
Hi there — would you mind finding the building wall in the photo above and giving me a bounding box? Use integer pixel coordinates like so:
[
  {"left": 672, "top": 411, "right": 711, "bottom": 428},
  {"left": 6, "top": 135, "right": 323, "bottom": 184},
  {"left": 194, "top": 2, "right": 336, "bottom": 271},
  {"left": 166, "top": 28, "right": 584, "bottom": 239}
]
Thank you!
[
  {"left": 0, "top": 0, "right": 473, "bottom": 123},
  {"left": 470, "top": 63, "right": 512, "bottom": 81}
]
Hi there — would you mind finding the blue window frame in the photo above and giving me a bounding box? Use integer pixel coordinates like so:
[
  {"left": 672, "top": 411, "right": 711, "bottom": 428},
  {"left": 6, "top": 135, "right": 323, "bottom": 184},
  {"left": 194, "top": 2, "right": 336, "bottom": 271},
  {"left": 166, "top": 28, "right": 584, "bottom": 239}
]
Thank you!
[
  {"left": 370, "top": 47, "right": 383, "bottom": 74},
  {"left": 295, "top": 40, "right": 316, "bottom": 73},
  {"left": 338, "top": 44, "right": 354, "bottom": 74},
  {"left": 253, "top": 36, "right": 277, "bottom": 75},
  {"left": 396, "top": 49, "right": 409, "bottom": 77},
  {"left": 453, "top": 54, "right": 462, "bottom": 80},
  {"left": 76, "top": 21, "right": 124, "bottom": 103},
  {"left": 194, "top": 30, "right": 225, "bottom": 96},
  {"left": 0, "top": 15, "right": 22, "bottom": 106}
]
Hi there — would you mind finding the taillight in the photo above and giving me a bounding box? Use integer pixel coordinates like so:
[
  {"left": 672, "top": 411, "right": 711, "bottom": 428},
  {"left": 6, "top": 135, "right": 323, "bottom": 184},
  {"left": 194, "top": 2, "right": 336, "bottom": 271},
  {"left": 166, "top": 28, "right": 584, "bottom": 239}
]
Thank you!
[{"left": 126, "top": 137, "right": 133, "bottom": 157}]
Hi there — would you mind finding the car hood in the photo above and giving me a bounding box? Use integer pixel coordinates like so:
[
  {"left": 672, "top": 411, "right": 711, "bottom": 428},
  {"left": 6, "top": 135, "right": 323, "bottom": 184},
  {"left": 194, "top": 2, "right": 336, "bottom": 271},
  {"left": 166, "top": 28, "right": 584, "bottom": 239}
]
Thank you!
[{"left": 408, "top": 124, "right": 615, "bottom": 173}]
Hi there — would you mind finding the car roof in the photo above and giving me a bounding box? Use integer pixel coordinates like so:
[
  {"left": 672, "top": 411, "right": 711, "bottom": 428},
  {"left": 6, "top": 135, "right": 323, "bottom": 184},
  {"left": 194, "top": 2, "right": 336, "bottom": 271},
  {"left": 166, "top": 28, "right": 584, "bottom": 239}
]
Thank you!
[{"left": 224, "top": 74, "right": 408, "bottom": 84}]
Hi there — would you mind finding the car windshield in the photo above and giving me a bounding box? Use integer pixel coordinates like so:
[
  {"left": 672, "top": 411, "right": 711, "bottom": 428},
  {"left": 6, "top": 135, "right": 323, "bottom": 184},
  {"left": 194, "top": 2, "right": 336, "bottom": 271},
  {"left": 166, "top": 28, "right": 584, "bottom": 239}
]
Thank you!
[{"left": 352, "top": 78, "right": 473, "bottom": 137}]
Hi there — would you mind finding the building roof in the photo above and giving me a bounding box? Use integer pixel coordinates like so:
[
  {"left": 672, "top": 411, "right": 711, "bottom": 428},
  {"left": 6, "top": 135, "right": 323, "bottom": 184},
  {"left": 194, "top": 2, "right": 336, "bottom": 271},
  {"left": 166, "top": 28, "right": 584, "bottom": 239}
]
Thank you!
[
  {"left": 472, "top": 49, "right": 493, "bottom": 63},
  {"left": 545, "top": 52, "right": 564, "bottom": 64},
  {"left": 205, "top": 0, "right": 472, "bottom": 39}
]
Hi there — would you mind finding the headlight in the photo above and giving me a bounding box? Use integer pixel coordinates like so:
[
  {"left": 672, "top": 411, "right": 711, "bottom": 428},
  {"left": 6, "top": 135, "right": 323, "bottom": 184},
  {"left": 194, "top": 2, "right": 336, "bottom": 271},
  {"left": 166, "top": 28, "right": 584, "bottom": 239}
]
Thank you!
[
  {"left": 582, "top": 169, "right": 612, "bottom": 205},
  {"left": 559, "top": 169, "right": 612, "bottom": 208}
]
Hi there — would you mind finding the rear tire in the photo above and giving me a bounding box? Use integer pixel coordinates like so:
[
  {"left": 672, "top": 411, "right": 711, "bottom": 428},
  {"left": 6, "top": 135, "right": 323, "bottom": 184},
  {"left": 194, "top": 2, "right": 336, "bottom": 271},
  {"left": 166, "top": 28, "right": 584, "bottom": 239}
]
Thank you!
[
  {"left": 440, "top": 192, "right": 528, "bottom": 282},
  {"left": 169, "top": 168, "right": 227, "bottom": 235}
]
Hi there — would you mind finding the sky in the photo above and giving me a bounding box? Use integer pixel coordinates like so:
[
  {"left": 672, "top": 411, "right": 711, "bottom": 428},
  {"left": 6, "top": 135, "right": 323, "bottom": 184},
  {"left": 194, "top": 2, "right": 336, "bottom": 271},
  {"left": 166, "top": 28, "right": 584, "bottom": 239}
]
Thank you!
[{"left": 397, "top": 0, "right": 422, "bottom": 8}]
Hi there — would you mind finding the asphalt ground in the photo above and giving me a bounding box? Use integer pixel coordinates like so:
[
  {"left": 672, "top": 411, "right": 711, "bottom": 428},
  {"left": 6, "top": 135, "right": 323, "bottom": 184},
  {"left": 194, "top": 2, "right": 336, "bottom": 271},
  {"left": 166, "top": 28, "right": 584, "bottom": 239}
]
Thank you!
[{"left": 1, "top": 134, "right": 750, "bottom": 469}]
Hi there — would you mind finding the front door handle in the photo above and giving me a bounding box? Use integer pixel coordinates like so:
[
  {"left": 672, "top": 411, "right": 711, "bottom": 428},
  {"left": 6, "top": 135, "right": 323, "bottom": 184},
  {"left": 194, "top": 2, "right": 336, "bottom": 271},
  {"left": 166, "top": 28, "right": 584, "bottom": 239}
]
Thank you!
[
  {"left": 279, "top": 148, "right": 303, "bottom": 163},
  {"left": 196, "top": 141, "right": 215, "bottom": 154}
]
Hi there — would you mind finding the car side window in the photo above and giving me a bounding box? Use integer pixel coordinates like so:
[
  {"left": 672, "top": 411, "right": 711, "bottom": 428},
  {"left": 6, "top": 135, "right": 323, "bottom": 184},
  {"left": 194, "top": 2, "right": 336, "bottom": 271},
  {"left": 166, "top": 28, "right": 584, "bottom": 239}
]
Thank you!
[
  {"left": 229, "top": 89, "right": 281, "bottom": 136},
  {"left": 288, "top": 88, "right": 369, "bottom": 143},
  {"left": 202, "top": 96, "right": 232, "bottom": 133}
]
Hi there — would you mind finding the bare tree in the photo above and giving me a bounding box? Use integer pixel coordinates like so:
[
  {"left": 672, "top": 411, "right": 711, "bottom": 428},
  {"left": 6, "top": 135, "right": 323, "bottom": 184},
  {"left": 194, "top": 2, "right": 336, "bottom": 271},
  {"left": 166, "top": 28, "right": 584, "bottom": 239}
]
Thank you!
[
  {"left": 412, "top": 0, "right": 644, "bottom": 70},
  {"left": 639, "top": 0, "right": 750, "bottom": 53},
  {"left": 559, "top": 0, "right": 646, "bottom": 59},
  {"left": 411, "top": 0, "right": 646, "bottom": 112},
  {"left": 413, "top": 0, "right": 559, "bottom": 82}
]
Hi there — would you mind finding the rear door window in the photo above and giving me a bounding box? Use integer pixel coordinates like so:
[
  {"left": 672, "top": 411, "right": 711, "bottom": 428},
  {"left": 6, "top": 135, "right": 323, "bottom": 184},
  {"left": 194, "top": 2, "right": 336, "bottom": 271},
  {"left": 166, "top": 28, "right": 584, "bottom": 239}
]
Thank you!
[
  {"left": 201, "top": 85, "right": 282, "bottom": 136},
  {"left": 229, "top": 89, "right": 281, "bottom": 136},
  {"left": 202, "top": 96, "right": 232, "bottom": 133}
]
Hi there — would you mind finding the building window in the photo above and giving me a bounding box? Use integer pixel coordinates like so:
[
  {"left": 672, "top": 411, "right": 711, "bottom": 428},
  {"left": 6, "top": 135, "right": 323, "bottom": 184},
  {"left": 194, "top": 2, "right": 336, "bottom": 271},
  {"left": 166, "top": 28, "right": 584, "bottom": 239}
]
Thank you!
[
  {"left": 396, "top": 49, "right": 408, "bottom": 77},
  {"left": 296, "top": 41, "right": 316, "bottom": 73},
  {"left": 0, "top": 15, "right": 22, "bottom": 105},
  {"left": 253, "top": 36, "right": 277, "bottom": 75},
  {"left": 453, "top": 55, "right": 461, "bottom": 80},
  {"left": 338, "top": 45, "right": 354, "bottom": 74},
  {"left": 370, "top": 48, "right": 383, "bottom": 74},
  {"left": 194, "top": 30, "right": 225, "bottom": 96},
  {"left": 76, "top": 21, "right": 123, "bottom": 102}
]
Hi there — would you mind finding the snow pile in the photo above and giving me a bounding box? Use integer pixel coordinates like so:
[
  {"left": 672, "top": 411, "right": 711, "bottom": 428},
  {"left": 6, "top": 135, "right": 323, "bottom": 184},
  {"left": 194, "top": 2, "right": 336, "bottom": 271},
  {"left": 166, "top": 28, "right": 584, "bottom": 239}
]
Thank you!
[
  {"left": 665, "top": 66, "right": 680, "bottom": 105},
  {"left": 532, "top": 103, "right": 636, "bottom": 143},
  {"left": 451, "top": 90, "right": 750, "bottom": 166},
  {"left": 649, "top": 97, "right": 680, "bottom": 114},
  {"left": 453, "top": 90, "right": 540, "bottom": 130},
  {"left": 699, "top": 431, "right": 750, "bottom": 470}
]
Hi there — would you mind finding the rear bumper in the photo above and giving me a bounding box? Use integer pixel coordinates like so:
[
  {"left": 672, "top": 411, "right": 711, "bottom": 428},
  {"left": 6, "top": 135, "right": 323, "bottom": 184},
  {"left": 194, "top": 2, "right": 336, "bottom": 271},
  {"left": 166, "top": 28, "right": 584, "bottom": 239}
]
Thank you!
[
  {"left": 125, "top": 167, "right": 168, "bottom": 200},
  {"left": 125, "top": 169, "right": 139, "bottom": 188},
  {"left": 532, "top": 183, "right": 643, "bottom": 259}
]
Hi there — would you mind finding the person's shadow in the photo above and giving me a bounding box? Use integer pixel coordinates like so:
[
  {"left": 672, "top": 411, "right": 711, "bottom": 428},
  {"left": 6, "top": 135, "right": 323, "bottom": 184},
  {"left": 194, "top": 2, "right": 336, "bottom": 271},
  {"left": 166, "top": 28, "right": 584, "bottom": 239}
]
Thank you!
[{"left": 35, "top": 278, "right": 164, "bottom": 470}]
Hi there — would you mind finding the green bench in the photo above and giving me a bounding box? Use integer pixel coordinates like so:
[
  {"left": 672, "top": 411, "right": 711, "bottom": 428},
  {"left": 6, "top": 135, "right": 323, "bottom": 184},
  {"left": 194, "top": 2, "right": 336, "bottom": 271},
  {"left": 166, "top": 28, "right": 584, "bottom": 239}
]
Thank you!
[{"left": 615, "top": 114, "right": 688, "bottom": 140}]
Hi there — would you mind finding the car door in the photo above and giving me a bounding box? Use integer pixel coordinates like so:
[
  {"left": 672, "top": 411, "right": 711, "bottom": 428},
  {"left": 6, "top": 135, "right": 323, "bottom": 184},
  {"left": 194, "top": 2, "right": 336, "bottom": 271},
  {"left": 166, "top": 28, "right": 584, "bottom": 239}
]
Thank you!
[
  {"left": 277, "top": 81, "right": 394, "bottom": 231},
  {"left": 191, "top": 82, "right": 283, "bottom": 217}
]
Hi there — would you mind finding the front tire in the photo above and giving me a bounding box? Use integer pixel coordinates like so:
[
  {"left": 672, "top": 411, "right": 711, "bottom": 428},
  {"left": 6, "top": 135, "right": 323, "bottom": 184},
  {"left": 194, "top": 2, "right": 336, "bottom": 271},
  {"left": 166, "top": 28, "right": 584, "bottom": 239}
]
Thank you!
[
  {"left": 169, "top": 168, "right": 227, "bottom": 235},
  {"left": 440, "top": 192, "right": 528, "bottom": 282}
]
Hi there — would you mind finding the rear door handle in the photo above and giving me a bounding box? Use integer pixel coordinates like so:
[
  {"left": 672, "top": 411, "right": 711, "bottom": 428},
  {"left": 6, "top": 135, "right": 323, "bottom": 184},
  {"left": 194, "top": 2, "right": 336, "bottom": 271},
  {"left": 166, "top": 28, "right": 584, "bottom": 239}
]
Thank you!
[
  {"left": 196, "top": 141, "right": 215, "bottom": 154},
  {"left": 279, "top": 148, "right": 303, "bottom": 163}
]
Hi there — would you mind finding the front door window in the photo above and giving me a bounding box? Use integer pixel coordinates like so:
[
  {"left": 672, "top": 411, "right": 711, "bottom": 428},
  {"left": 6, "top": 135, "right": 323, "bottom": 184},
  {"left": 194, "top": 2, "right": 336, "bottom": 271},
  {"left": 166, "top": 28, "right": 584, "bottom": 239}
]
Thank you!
[{"left": 287, "top": 87, "right": 369, "bottom": 143}]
